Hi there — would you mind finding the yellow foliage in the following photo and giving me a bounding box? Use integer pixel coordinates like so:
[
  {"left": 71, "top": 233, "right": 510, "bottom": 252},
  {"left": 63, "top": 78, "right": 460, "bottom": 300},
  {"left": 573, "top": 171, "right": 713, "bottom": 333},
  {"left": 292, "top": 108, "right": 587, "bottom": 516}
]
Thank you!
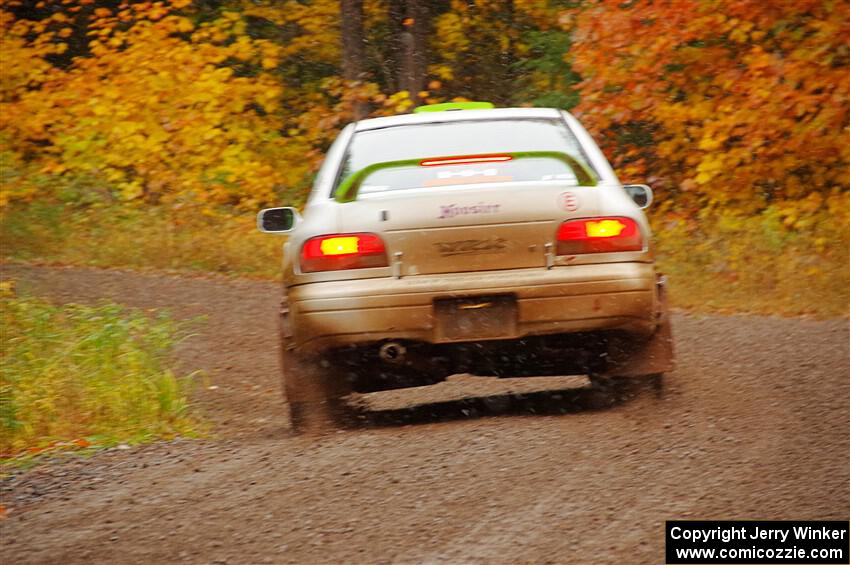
[
  {"left": 655, "top": 201, "right": 849, "bottom": 318},
  {"left": 0, "top": 2, "right": 312, "bottom": 210}
]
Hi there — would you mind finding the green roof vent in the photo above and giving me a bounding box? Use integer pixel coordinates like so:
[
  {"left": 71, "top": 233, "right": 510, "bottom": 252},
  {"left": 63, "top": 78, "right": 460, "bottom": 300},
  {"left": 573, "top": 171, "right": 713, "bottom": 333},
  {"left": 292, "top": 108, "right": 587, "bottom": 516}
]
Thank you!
[{"left": 413, "top": 101, "right": 495, "bottom": 113}]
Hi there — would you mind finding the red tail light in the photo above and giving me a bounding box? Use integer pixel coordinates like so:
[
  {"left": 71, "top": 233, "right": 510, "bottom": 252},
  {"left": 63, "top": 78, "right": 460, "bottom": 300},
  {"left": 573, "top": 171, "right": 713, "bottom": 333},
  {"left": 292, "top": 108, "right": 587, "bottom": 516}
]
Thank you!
[
  {"left": 301, "top": 233, "right": 389, "bottom": 273},
  {"left": 556, "top": 217, "right": 643, "bottom": 255},
  {"left": 419, "top": 154, "right": 513, "bottom": 167}
]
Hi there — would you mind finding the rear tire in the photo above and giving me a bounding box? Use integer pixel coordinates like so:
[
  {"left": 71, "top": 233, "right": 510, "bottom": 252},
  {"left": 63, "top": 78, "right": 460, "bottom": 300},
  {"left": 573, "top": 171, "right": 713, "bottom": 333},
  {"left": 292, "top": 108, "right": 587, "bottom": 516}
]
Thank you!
[
  {"left": 282, "top": 347, "right": 350, "bottom": 434},
  {"left": 596, "top": 274, "right": 675, "bottom": 380},
  {"left": 280, "top": 305, "right": 350, "bottom": 435},
  {"left": 648, "top": 372, "right": 664, "bottom": 397},
  {"left": 588, "top": 374, "right": 626, "bottom": 389},
  {"left": 588, "top": 372, "right": 664, "bottom": 401}
]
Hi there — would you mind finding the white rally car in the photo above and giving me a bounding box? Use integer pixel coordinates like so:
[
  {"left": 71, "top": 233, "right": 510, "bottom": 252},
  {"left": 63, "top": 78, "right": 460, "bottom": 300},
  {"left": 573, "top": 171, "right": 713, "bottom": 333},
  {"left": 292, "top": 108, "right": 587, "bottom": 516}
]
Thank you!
[{"left": 259, "top": 102, "right": 674, "bottom": 432}]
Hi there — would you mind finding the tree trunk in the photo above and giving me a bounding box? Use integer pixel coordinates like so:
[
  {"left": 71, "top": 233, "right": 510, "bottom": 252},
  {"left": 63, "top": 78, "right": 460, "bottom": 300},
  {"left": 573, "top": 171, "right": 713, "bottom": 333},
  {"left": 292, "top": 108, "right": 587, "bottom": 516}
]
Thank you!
[
  {"left": 340, "top": 0, "right": 368, "bottom": 120},
  {"left": 398, "top": 0, "right": 429, "bottom": 106}
]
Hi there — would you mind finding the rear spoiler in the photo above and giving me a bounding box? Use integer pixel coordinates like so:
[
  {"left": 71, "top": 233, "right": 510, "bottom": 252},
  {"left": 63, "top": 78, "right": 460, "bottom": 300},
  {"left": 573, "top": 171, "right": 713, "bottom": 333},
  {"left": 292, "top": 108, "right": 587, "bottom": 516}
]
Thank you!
[{"left": 334, "top": 151, "right": 598, "bottom": 203}]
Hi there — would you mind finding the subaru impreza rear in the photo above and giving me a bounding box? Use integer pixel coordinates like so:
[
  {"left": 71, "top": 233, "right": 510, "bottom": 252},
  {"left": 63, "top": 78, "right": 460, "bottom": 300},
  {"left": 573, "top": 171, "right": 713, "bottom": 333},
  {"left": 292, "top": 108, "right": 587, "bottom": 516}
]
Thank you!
[{"left": 258, "top": 105, "right": 674, "bottom": 432}]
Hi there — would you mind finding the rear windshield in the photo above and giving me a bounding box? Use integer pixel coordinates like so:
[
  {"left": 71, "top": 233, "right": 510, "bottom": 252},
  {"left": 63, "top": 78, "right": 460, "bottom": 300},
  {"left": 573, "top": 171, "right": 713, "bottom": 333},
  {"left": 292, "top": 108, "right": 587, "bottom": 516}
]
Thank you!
[{"left": 333, "top": 118, "right": 596, "bottom": 195}]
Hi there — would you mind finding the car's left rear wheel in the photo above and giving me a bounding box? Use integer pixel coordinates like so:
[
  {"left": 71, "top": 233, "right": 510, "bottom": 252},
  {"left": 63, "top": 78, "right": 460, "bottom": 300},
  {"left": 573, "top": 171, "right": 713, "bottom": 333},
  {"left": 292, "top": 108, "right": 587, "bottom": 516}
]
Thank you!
[
  {"left": 282, "top": 347, "right": 350, "bottom": 434},
  {"left": 280, "top": 306, "right": 350, "bottom": 434}
]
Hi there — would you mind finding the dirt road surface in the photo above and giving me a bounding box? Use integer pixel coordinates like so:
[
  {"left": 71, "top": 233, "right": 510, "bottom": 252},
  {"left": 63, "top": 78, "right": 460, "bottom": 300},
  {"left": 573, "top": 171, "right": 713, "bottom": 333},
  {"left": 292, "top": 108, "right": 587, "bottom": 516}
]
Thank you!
[{"left": 1, "top": 264, "right": 848, "bottom": 565}]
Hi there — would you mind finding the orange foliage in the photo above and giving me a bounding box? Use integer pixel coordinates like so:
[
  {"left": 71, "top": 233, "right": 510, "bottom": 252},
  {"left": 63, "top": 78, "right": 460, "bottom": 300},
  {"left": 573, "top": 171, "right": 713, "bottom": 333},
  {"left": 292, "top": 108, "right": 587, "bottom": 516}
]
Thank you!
[
  {"left": 570, "top": 0, "right": 850, "bottom": 218},
  {"left": 2, "top": 0, "right": 848, "bottom": 222}
]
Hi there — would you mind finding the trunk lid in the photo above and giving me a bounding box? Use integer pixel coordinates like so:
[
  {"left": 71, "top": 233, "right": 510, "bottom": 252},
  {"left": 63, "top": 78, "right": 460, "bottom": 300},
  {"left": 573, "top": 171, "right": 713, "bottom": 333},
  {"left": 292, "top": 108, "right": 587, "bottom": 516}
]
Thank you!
[{"left": 337, "top": 182, "right": 599, "bottom": 276}]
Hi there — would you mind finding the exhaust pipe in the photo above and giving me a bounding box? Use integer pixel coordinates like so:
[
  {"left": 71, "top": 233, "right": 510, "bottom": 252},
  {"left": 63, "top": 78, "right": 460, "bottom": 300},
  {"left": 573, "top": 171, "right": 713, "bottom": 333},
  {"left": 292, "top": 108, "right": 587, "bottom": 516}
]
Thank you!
[{"left": 379, "top": 342, "right": 407, "bottom": 364}]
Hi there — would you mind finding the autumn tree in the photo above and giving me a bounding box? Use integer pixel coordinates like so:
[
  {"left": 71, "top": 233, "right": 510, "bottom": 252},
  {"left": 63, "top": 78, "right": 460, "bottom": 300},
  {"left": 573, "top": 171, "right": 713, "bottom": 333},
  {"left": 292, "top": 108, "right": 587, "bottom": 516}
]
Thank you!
[
  {"left": 570, "top": 0, "right": 850, "bottom": 221},
  {"left": 341, "top": 0, "right": 368, "bottom": 118},
  {"left": 0, "top": 1, "right": 311, "bottom": 209},
  {"left": 395, "top": 0, "right": 429, "bottom": 102},
  {"left": 5, "top": 0, "right": 846, "bottom": 221}
]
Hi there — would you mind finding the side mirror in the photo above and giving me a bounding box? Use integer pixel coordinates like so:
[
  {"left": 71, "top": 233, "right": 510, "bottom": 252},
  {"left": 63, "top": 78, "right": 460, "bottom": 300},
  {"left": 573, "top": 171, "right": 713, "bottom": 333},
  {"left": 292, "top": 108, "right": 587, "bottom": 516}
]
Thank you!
[
  {"left": 623, "top": 184, "right": 653, "bottom": 209},
  {"left": 257, "top": 207, "right": 300, "bottom": 233}
]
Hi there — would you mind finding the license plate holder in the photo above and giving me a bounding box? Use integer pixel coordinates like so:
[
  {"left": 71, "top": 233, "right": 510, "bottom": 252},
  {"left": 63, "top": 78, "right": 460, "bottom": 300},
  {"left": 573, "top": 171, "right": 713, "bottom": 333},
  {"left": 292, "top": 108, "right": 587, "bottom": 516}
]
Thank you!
[{"left": 434, "top": 295, "right": 518, "bottom": 342}]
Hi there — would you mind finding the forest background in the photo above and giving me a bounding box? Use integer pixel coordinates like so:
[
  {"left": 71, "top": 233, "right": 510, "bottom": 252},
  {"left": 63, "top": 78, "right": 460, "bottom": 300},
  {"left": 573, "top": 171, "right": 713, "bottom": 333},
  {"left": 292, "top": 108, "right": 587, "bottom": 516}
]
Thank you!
[{"left": 2, "top": 0, "right": 848, "bottom": 316}]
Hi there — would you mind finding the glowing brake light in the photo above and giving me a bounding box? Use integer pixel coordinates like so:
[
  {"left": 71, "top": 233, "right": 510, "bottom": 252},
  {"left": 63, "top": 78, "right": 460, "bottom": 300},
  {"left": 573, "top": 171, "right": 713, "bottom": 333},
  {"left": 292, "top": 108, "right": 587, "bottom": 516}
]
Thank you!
[
  {"left": 585, "top": 219, "right": 628, "bottom": 238},
  {"left": 556, "top": 217, "right": 643, "bottom": 255},
  {"left": 419, "top": 154, "right": 513, "bottom": 167},
  {"left": 301, "top": 233, "right": 388, "bottom": 273},
  {"left": 320, "top": 236, "right": 360, "bottom": 255}
]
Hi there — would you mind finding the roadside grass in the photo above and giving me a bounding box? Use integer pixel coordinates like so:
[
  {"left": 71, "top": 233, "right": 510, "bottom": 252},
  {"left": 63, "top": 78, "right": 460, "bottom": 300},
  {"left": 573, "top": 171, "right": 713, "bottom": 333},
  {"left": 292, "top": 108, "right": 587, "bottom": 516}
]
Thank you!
[
  {"left": 0, "top": 202, "right": 282, "bottom": 279},
  {"left": 0, "top": 290, "right": 203, "bottom": 461},
  {"left": 1, "top": 202, "right": 847, "bottom": 318},
  {"left": 655, "top": 210, "right": 849, "bottom": 318}
]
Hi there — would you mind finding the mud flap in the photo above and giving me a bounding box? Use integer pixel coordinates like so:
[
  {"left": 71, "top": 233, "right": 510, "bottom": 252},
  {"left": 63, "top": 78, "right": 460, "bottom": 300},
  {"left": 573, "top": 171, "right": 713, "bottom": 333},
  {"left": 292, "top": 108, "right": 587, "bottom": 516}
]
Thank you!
[
  {"left": 282, "top": 348, "right": 352, "bottom": 434},
  {"left": 280, "top": 306, "right": 351, "bottom": 434},
  {"left": 601, "top": 275, "right": 675, "bottom": 378}
]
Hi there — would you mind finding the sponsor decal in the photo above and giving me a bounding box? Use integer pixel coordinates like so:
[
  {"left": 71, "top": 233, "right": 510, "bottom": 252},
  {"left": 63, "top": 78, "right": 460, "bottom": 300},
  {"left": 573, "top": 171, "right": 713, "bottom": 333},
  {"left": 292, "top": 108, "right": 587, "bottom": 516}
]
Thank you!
[
  {"left": 434, "top": 237, "right": 509, "bottom": 257},
  {"left": 542, "top": 173, "right": 577, "bottom": 181},
  {"left": 438, "top": 202, "right": 500, "bottom": 219},
  {"left": 436, "top": 168, "right": 498, "bottom": 179},
  {"left": 558, "top": 191, "right": 579, "bottom": 212}
]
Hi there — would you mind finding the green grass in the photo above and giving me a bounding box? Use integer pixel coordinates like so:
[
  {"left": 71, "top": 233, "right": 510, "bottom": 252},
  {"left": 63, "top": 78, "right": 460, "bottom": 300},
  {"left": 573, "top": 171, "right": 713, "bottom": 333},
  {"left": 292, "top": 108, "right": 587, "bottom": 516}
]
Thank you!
[
  {"left": 0, "top": 292, "right": 202, "bottom": 459},
  {"left": 1, "top": 202, "right": 282, "bottom": 279}
]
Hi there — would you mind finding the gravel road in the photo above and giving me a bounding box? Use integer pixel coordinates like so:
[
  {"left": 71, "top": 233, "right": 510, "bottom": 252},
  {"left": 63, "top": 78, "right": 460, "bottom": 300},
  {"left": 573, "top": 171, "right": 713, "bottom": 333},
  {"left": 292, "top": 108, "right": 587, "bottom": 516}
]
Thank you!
[{"left": 1, "top": 264, "right": 848, "bottom": 565}]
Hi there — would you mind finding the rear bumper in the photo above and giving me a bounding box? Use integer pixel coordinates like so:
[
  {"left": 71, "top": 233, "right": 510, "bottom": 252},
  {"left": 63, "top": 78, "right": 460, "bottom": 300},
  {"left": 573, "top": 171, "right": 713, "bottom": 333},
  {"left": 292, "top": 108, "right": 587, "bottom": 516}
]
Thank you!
[{"left": 287, "top": 262, "right": 658, "bottom": 352}]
